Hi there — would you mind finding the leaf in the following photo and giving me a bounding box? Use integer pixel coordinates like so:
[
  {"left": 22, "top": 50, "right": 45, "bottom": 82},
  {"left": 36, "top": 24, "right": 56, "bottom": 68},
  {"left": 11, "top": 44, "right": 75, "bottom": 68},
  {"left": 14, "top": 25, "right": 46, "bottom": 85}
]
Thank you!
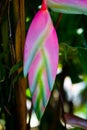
[
  {"left": 26, "top": 88, "right": 31, "bottom": 98},
  {"left": 9, "top": 61, "right": 22, "bottom": 76},
  {"left": 47, "top": 0, "right": 87, "bottom": 15},
  {"left": 78, "top": 48, "right": 87, "bottom": 75},
  {"left": 23, "top": 1, "right": 59, "bottom": 119}
]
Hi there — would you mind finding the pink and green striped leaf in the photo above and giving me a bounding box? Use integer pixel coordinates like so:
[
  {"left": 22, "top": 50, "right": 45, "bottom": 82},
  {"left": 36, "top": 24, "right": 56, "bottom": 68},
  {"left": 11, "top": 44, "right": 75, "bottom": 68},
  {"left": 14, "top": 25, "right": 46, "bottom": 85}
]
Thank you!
[
  {"left": 47, "top": 0, "right": 87, "bottom": 14},
  {"left": 23, "top": 1, "right": 59, "bottom": 119}
]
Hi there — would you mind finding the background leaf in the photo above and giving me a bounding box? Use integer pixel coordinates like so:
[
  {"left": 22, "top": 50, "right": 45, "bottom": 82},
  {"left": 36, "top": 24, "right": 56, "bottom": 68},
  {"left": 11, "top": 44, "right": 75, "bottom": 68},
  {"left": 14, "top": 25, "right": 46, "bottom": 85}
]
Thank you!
[
  {"left": 9, "top": 61, "right": 22, "bottom": 76},
  {"left": 78, "top": 48, "right": 87, "bottom": 74}
]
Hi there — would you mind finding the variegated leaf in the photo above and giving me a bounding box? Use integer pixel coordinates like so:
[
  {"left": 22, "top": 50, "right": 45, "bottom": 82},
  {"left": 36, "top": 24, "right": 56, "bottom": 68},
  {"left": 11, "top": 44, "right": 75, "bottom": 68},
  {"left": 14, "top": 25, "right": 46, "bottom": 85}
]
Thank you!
[
  {"left": 24, "top": 1, "right": 59, "bottom": 119},
  {"left": 47, "top": 0, "right": 87, "bottom": 15}
]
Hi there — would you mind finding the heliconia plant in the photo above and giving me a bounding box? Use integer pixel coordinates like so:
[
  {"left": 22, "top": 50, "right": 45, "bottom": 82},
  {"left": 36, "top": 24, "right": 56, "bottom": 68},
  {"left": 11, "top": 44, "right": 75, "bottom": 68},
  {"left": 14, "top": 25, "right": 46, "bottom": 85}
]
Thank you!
[
  {"left": 47, "top": 0, "right": 87, "bottom": 14},
  {"left": 24, "top": 0, "right": 87, "bottom": 120},
  {"left": 23, "top": 0, "right": 58, "bottom": 119}
]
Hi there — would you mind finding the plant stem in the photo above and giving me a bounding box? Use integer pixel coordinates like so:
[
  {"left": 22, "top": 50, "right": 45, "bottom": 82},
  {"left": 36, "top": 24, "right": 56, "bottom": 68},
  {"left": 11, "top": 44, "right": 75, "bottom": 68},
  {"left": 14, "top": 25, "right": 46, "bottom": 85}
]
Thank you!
[
  {"left": 55, "top": 13, "right": 63, "bottom": 29},
  {"left": 64, "top": 113, "right": 87, "bottom": 129},
  {"left": 41, "top": 0, "right": 47, "bottom": 10},
  {"left": 0, "top": 0, "right": 8, "bottom": 24},
  {"left": 13, "top": 0, "right": 27, "bottom": 129}
]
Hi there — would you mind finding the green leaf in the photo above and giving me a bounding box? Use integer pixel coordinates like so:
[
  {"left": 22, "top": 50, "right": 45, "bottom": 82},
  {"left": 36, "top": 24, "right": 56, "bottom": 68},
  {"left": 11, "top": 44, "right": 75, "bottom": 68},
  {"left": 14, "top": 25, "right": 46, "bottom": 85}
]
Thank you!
[
  {"left": 9, "top": 61, "right": 22, "bottom": 76},
  {"left": 26, "top": 88, "right": 31, "bottom": 98},
  {"left": 78, "top": 48, "right": 87, "bottom": 74}
]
